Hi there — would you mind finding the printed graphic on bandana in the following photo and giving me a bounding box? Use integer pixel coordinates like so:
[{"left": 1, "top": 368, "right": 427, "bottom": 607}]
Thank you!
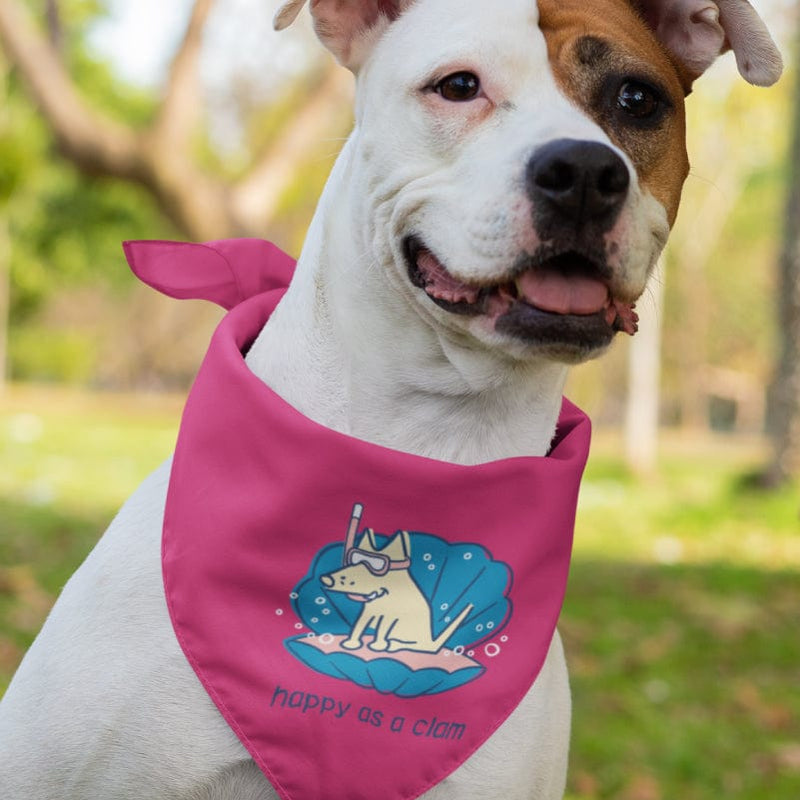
[{"left": 285, "top": 503, "right": 513, "bottom": 698}]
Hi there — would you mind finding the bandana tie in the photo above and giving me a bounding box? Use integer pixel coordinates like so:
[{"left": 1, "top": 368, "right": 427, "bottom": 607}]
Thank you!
[{"left": 124, "top": 238, "right": 591, "bottom": 800}]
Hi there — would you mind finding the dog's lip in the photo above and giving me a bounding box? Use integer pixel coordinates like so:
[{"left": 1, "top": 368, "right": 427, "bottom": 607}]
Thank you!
[
  {"left": 404, "top": 236, "right": 639, "bottom": 337},
  {"left": 346, "top": 589, "right": 387, "bottom": 603}
]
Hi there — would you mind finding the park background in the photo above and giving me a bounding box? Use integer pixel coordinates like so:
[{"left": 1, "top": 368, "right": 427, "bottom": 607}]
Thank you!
[{"left": 0, "top": 0, "right": 798, "bottom": 798}]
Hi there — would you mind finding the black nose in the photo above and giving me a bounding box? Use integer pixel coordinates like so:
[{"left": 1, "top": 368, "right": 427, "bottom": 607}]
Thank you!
[{"left": 526, "top": 139, "right": 630, "bottom": 229}]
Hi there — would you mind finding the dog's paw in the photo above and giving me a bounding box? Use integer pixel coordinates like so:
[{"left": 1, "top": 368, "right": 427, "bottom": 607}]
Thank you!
[
  {"left": 341, "top": 638, "right": 362, "bottom": 650},
  {"left": 368, "top": 640, "right": 390, "bottom": 652}
]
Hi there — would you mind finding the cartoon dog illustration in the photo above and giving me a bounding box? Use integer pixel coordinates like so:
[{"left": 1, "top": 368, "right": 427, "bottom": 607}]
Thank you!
[{"left": 321, "top": 507, "right": 473, "bottom": 654}]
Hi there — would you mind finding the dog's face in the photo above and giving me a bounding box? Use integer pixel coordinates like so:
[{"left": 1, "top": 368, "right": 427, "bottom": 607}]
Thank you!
[
  {"left": 276, "top": 0, "right": 780, "bottom": 364},
  {"left": 320, "top": 530, "right": 410, "bottom": 601},
  {"left": 353, "top": 0, "right": 686, "bottom": 363}
]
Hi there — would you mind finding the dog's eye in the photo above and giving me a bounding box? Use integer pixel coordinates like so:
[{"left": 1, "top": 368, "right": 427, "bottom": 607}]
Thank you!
[
  {"left": 435, "top": 72, "right": 481, "bottom": 102},
  {"left": 616, "top": 81, "right": 661, "bottom": 119}
]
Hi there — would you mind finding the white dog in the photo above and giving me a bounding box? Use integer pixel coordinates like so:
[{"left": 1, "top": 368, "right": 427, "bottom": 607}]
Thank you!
[{"left": 0, "top": 1, "right": 781, "bottom": 798}]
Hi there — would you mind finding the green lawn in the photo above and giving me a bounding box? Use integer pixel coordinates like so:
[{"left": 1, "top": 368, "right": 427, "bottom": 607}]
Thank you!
[{"left": 1, "top": 385, "right": 798, "bottom": 799}]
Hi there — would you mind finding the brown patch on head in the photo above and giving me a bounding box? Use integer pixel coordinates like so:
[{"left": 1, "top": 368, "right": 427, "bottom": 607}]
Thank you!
[{"left": 538, "top": 0, "right": 690, "bottom": 225}]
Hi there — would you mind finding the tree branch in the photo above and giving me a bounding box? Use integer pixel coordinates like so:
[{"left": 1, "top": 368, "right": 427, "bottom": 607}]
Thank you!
[
  {"left": 153, "top": 0, "right": 215, "bottom": 152},
  {"left": 45, "top": 0, "right": 63, "bottom": 54},
  {"left": 0, "top": 0, "right": 142, "bottom": 180},
  {"left": 0, "top": 0, "right": 237, "bottom": 239},
  {"left": 230, "top": 63, "right": 353, "bottom": 232}
]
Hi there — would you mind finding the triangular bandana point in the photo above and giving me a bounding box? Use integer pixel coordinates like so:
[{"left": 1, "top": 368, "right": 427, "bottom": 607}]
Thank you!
[{"left": 126, "top": 239, "right": 591, "bottom": 800}]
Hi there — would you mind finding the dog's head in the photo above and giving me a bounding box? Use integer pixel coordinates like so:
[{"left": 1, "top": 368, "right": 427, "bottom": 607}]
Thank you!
[
  {"left": 321, "top": 530, "right": 411, "bottom": 600},
  {"left": 276, "top": 0, "right": 780, "bottom": 364}
]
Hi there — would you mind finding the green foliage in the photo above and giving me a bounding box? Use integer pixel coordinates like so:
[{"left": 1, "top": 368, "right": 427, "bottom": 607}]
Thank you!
[
  {"left": 1, "top": 51, "right": 169, "bottom": 322},
  {"left": 8, "top": 327, "right": 97, "bottom": 383},
  {"left": 0, "top": 20, "right": 174, "bottom": 384}
]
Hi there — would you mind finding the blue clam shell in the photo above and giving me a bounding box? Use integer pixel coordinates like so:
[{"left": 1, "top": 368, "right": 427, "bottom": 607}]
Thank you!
[
  {"left": 287, "top": 531, "right": 512, "bottom": 696},
  {"left": 284, "top": 635, "right": 486, "bottom": 697}
]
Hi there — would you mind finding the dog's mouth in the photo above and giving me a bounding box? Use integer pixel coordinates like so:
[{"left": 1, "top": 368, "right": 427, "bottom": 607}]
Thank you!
[
  {"left": 404, "top": 236, "right": 638, "bottom": 351},
  {"left": 347, "top": 589, "right": 388, "bottom": 603}
]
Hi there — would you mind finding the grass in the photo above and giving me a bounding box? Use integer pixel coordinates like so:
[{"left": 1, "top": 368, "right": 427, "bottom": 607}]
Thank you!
[{"left": 1, "top": 384, "right": 798, "bottom": 798}]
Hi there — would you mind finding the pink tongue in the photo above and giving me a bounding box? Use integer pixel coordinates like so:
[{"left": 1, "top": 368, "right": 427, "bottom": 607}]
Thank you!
[{"left": 517, "top": 271, "right": 609, "bottom": 315}]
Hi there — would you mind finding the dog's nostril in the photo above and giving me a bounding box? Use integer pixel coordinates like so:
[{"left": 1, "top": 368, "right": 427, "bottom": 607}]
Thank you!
[
  {"left": 527, "top": 138, "right": 629, "bottom": 228},
  {"left": 598, "top": 161, "right": 629, "bottom": 196},
  {"left": 535, "top": 159, "right": 576, "bottom": 193}
]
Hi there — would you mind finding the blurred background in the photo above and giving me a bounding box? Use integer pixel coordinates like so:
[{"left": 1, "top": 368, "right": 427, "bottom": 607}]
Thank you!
[{"left": 0, "top": 0, "right": 798, "bottom": 797}]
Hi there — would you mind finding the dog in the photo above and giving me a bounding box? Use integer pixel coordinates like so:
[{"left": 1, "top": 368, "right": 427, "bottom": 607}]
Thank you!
[
  {"left": 320, "top": 505, "right": 475, "bottom": 653},
  {"left": 0, "top": 0, "right": 781, "bottom": 798}
]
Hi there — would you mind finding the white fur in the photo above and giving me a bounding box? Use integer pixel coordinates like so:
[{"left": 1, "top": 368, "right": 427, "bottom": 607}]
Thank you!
[{"left": 0, "top": 0, "right": 708, "bottom": 797}]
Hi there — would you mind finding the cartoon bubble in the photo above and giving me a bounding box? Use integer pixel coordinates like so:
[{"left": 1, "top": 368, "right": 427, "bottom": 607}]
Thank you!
[{"left": 484, "top": 643, "right": 501, "bottom": 658}]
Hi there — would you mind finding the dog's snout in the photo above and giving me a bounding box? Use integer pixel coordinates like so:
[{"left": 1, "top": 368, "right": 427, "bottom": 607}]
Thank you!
[{"left": 526, "top": 139, "right": 630, "bottom": 229}]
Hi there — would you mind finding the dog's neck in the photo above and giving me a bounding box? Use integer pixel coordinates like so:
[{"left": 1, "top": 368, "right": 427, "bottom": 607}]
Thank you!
[{"left": 246, "top": 138, "right": 568, "bottom": 466}]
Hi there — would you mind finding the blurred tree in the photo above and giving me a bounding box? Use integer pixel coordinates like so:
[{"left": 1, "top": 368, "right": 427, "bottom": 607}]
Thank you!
[
  {"left": 0, "top": 0, "right": 351, "bottom": 240},
  {"left": 0, "top": 29, "right": 179, "bottom": 387},
  {"left": 0, "top": 0, "right": 354, "bottom": 388},
  {"left": 0, "top": 53, "right": 30, "bottom": 387},
  {"left": 763, "top": 32, "right": 800, "bottom": 487}
]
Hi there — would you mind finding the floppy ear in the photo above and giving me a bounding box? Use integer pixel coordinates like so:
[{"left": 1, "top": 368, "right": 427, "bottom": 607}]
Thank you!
[
  {"left": 273, "top": 0, "right": 410, "bottom": 70},
  {"left": 635, "top": 0, "right": 782, "bottom": 87}
]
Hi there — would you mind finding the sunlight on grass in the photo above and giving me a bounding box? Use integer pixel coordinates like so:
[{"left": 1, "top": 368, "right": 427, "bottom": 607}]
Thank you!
[
  {"left": 577, "top": 431, "right": 800, "bottom": 570},
  {"left": 1, "top": 384, "right": 182, "bottom": 516}
]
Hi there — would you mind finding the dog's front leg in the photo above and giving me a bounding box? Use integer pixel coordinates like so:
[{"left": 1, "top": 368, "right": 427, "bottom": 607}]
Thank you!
[
  {"left": 341, "top": 610, "right": 372, "bottom": 649},
  {"left": 368, "top": 615, "right": 394, "bottom": 651}
]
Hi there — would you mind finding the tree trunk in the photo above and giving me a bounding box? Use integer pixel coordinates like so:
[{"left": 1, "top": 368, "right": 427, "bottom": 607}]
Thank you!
[
  {"left": 624, "top": 260, "right": 664, "bottom": 475},
  {"left": 762, "top": 44, "right": 800, "bottom": 487}
]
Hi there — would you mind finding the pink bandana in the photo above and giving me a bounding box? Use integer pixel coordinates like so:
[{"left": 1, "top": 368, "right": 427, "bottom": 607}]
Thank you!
[{"left": 124, "top": 238, "right": 591, "bottom": 800}]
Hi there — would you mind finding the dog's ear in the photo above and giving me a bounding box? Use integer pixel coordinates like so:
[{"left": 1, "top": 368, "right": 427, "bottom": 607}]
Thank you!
[
  {"left": 634, "top": 0, "right": 782, "bottom": 87},
  {"left": 383, "top": 531, "right": 411, "bottom": 561},
  {"left": 358, "top": 529, "right": 380, "bottom": 552},
  {"left": 273, "top": 0, "right": 409, "bottom": 70}
]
